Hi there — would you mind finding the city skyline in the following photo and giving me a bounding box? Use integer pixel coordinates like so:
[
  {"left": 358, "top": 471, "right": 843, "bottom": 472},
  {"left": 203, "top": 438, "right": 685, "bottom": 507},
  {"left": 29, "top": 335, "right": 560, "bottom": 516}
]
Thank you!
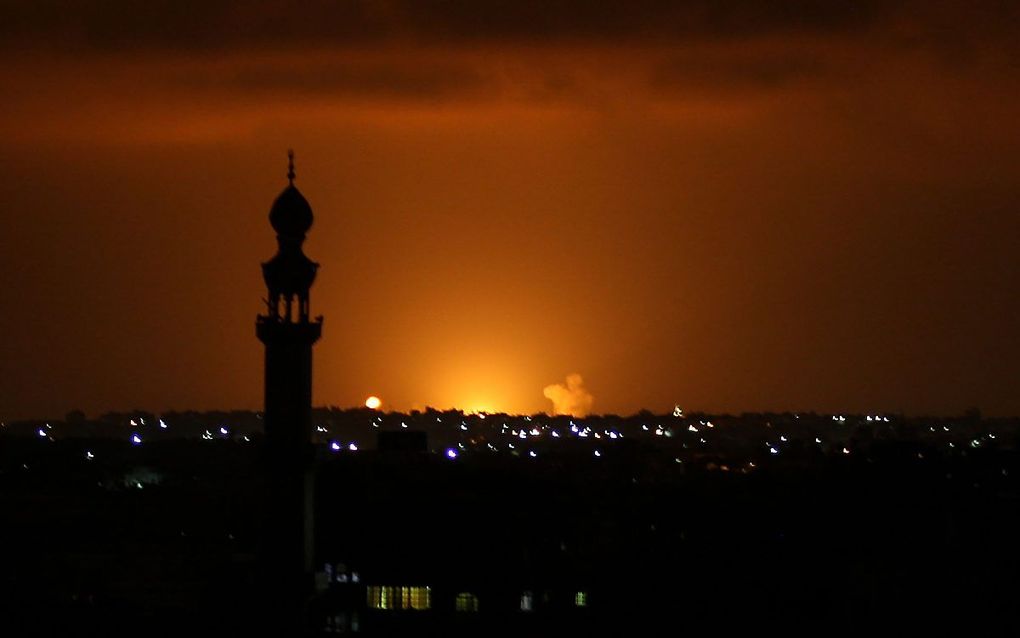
[{"left": 1, "top": 2, "right": 1018, "bottom": 420}]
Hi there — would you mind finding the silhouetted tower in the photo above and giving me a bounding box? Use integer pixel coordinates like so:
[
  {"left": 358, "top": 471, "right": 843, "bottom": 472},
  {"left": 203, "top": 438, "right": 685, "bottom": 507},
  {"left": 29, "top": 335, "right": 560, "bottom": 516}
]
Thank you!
[{"left": 256, "top": 151, "right": 322, "bottom": 626}]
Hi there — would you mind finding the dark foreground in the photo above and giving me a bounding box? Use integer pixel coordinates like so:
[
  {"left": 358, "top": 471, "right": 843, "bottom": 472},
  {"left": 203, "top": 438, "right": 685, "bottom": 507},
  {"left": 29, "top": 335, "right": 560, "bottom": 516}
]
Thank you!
[{"left": 2, "top": 411, "right": 1019, "bottom": 635}]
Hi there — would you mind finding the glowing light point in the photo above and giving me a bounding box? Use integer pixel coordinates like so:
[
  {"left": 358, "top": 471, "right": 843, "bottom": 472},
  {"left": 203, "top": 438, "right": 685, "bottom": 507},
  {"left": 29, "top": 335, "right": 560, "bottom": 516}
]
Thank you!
[
  {"left": 365, "top": 396, "right": 382, "bottom": 410},
  {"left": 85, "top": 451, "right": 94, "bottom": 460},
  {"left": 159, "top": 419, "right": 168, "bottom": 429},
  {"left": 594, "top": 450, "right": 602, "bottom": 458},
  {"left": 131, "top": 434, "right": 142, "bottom": 445},
  {"left": 330, "top": 441, "right": 341, "bottom": 452},
  {"left": 445, "top": 448, "right": 458, "bottom": 460},
  {"left": 36, "top": 428, "right": 46, "bottom": 438},
  {"left": 348, "top": 443, "right": 359, "bottom": 451},
  {"left": 219, "top": 426, "right": 229, "bottom": 435}
]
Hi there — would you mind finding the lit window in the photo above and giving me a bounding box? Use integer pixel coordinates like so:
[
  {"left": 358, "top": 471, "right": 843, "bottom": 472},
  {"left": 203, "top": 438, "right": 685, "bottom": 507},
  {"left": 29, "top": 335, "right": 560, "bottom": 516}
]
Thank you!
[
  {"left": 574, "top": 591, "right": 587, "bottom": 607},
  {"left": 521, "top": 590, "right": 533, "bottom": 612},
  {"left": 455, "top": 592, "right": 479, "bottom": 612},
  {"left": 367, "top": 585, "right": 431, "bottom": 611}
]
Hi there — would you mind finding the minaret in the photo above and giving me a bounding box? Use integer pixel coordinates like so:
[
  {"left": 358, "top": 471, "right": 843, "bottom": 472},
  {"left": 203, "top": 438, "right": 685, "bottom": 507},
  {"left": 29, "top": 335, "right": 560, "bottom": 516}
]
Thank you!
[{"left": 256, "top": 151, "right": 322, "bottom": 627}]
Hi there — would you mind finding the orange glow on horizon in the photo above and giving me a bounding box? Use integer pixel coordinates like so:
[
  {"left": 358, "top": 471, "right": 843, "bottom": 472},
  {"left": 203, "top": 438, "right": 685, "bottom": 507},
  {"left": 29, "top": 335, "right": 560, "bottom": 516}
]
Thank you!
[{"left": 365, "top": 396, "right": 382, "bottom": 410}]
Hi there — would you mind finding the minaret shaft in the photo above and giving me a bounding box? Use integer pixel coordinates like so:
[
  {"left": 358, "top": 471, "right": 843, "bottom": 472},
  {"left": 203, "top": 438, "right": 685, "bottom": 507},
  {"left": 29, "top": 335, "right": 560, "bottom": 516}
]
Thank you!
[{"left": 255, "top": 153, "right": 323, "bottom": 629}]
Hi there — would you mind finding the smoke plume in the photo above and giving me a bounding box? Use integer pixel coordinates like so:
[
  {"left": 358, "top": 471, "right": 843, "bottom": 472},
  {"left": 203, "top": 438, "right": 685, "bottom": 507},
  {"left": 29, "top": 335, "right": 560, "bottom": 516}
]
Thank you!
[{"left": 543, "top": 373, "right": 594, "bottom": 417}]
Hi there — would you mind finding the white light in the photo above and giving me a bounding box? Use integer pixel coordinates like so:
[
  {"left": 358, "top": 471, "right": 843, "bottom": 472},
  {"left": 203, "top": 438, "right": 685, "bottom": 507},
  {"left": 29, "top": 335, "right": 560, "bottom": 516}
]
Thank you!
[
  {"left": 609, "top": 432, "right": 618, "bottom": 440},
  {"left": 330, "top": 441, "right": 341, "bottom": 451},
  {"left": 551, "top": 431, "right": 560, "bottom": 438},
  {"left": 529, "top": 451, "right": 537, "bottom": 458},
  {"left": 570, "top": 425, "right": 579, "bottom": 433},
  {"left": 348, "top": 443, "right": 359, "bottom": 451},
  {"left": 159, "top": 419, "right": 168, "bottom": 429},
  {"left": 815, "top": 438, "right": 822, "bottom": 444},
  {"left": 219, "top": 427, "right": 229, "bottom": 435},
  {"left": 842, "top": 447, "right": 850, "bottom": 454},
  {"left": 530, "top": 428, "right": 540, "bottom": 437},
  {"left": 769, "top": 446, "right": 779, "bottom": 455},
  {"left": 780, "top": 435, "right": 787, "bottom": 442},
  {"left": 673, "top": 405, "right": 683, "bottom": 417},
  {"left": 460, "top": 424, "right": 468, "bottom": 431},
  {"left": 242, "top": 435, "right": 250, "bottom": 442},
  {"left": 518, "top": 431, "right": 527, "bottom": 439},
  {"left": 446, "top": 448, "right": 458, "bottom": 459},
  {"left": 688, "top": 425, "right": 698, "bottom": 433},
  {"left": 594, "top": 450, "right": 602, "bottom": 458},
  {"left": 401, "top": 422, "right": 408, "bottom": 429},
  {"left": 36, "top": 428, "right": 46, "bottom": 438},
  {"left": 642, "top": 425, "right": 649, "bottom": 431},
  {"left": 129, "top": 419, "right": 138, "bottom": 427},
  {"left": 131, "top": 434, "right": 142, "bottom": 445},
  {"left": 705, "top": 421, "right": 714, "bottom": 428},
  {"left": 85, "top": 451, "right": 94, "bottom": 460}
]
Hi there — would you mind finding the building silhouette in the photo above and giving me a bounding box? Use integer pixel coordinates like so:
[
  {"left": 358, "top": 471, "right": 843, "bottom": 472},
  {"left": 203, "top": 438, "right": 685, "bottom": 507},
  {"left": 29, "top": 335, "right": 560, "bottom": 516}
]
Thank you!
[{"left": 256, "top": 151, "right": 322, "bottom": 631}]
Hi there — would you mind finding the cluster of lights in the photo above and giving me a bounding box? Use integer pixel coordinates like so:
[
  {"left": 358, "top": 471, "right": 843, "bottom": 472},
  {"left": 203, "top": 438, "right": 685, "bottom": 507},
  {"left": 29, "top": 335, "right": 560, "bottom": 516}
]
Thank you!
[{"left": 329, "top": 440, "right": 360, "bottom": 453}]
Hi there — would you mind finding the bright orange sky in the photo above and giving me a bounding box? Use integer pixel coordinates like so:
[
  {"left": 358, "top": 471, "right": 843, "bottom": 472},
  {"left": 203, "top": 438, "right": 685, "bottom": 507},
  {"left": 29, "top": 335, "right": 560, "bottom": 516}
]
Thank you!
[{"left": 0, "top": 2, "right": 1017, "bottom": 419}]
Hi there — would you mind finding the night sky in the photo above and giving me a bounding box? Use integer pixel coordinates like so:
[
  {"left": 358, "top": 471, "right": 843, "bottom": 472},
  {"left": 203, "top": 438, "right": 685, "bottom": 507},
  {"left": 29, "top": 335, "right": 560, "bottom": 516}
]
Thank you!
[{"left": 0, "top": 1, "right": 1017, "bottom": 420}]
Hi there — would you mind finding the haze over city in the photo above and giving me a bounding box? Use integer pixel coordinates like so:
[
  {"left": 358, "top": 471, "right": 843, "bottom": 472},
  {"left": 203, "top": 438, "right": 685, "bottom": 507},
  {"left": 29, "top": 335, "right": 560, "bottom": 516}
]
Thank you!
[{"left": 1, "top": 1, "right": 1017, "bottom": 421}]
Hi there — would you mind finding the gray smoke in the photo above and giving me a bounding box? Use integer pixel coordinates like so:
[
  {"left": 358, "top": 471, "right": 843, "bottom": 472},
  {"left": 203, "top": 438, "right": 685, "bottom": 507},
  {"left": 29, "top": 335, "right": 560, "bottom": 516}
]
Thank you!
[{"left": 543, "top": 373, "right": 594, "bottom": 417}]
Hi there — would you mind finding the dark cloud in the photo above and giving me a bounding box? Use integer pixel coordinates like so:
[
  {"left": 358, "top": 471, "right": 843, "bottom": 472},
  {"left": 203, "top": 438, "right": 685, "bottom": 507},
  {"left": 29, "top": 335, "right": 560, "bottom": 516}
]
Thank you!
[
  {"left": 649, "top": 52, "right": 832, "bottom": 95},
  {"left": 187, "top": 61, "right": 491, "bottom": 100},
  {"left": 0, "top": 0, "right": 890, "bottom": 52}
]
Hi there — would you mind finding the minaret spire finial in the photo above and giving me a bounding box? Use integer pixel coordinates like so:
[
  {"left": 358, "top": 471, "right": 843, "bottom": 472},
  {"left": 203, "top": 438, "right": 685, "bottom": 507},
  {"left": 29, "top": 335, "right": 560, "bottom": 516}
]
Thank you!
[{"left": 287, "top": 149, "right": 295, "bottom": 185}]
